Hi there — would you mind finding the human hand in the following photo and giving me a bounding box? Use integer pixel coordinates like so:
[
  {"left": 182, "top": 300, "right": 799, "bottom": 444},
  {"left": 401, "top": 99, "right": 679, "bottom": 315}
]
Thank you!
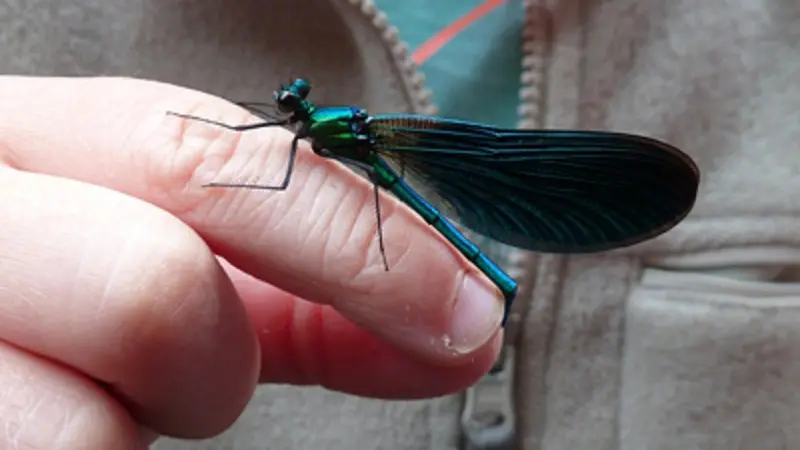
[{"left": 0, "top": 76, "right": 504, "bottom": 448}]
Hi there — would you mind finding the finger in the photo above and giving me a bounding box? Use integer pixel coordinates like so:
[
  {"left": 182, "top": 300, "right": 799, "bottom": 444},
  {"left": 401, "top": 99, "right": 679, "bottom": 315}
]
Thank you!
[
  {"left": 0, "top": 167, "right": 260, "bottom": 438},
  {"left": 0, "top": 340, "right": 146, "bottom": 450},
  {"left": 0, "top": 76, "right": 505, "bottom": 364},
  {"left": 223, "top": 259, "right": 502, "bottom": 398}
]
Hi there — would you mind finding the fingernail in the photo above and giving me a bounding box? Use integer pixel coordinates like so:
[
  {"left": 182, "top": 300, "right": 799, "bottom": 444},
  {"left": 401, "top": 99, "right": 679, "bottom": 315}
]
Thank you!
[{"left": 448, "top": 274, "right": 504, "bottom": 354}]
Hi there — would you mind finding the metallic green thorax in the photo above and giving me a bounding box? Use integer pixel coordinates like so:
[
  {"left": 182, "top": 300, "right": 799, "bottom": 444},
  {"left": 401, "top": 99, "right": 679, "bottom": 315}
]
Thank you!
[
  {"left": 304, "top": 105, "right": 518, "bottom": 324},
  {"left": 306, "top": 107, "right": 369, "bottom": 158}
]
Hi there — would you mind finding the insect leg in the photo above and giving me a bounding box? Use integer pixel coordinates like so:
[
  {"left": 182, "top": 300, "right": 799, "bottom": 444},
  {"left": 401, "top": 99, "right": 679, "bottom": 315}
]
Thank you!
[
  {"left": 166, "top": 111, "right": 291, "bottom": 131},
  {"left": 372, "top": 183, "right": 390, "bottom": 271},
  {"left": 319, "top": 151, "right": 392, "bottom": 271},
  {"left": 203, "top": 134, "right": 301, "bottom": 190}
]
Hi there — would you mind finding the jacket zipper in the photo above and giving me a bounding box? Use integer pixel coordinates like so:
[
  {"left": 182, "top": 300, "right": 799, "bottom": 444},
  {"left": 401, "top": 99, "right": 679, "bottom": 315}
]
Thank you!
[
  {"left": 343, "top": 0, "right": 439, "bottom": 116},
  {"left": 342, "top": 1, "right": 549, "bottom": 448},
  {"left": 459, "top": 1, "right": 550, "bottom": 448}
]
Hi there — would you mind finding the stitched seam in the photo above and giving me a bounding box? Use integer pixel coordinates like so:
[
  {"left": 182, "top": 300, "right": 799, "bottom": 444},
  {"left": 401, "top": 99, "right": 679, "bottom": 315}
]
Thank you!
[
  {"left": 344, "top": 0, "right": 439, "bottom": 116},
  {"left": 516, "top": 2, "right": 555, "bottom": 449}
]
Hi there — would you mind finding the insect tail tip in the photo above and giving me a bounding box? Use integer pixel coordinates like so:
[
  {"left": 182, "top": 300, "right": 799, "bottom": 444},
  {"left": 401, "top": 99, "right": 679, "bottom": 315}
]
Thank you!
[{"left": 500, "top": 310, "right": 510, "bottom": 328}]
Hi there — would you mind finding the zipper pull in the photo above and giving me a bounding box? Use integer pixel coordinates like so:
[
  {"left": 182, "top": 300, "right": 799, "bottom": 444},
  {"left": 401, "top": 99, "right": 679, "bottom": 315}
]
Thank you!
[{"left": 460, "top": 346, "right": 516, "bottom": 450}]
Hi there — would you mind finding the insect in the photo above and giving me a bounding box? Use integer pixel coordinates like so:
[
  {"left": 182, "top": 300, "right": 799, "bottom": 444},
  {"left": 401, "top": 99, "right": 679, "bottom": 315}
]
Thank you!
[{"left": 167, "top": 78, "right": 700, "bottom": 326}]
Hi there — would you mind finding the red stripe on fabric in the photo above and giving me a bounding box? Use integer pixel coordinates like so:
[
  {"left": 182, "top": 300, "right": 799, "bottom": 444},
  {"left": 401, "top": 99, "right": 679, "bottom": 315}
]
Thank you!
[{"left": 411, "top": 0, "right": 509, "bottom": 65}]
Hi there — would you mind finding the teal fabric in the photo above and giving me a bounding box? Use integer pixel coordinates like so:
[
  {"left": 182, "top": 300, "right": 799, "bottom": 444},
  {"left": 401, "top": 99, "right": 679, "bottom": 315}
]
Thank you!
[{"left": 374, "top": 0, "right": 524, "bottom": 128}]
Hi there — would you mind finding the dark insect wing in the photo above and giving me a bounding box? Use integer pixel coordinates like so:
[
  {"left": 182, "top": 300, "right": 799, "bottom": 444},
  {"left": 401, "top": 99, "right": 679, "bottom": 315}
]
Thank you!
[
  {"left": 367, "top": 114, "right": 700, "bottom": 253},
  {"left": 236, "top": 100, "right": 345, "bottom": 124},
  {"left": 235, "top": 101, "right": 289, "bottom": 122}
]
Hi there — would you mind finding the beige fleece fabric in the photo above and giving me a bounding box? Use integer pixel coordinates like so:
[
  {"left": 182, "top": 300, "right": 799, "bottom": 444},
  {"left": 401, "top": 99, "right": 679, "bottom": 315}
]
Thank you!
[
  {"left": 517, "top": 0, "right": 800, "bottom": 449},
  {"left": 0, "top": 0, "right": 419, "bottom": 115}
]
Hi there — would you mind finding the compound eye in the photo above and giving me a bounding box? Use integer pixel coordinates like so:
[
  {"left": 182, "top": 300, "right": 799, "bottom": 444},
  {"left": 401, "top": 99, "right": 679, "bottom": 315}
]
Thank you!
[
  {"left": 276, "top": 91, "right": 300, "bottom": 113},
  {"left": 294, "top": 79, "right": 311, "bottom": 98}
]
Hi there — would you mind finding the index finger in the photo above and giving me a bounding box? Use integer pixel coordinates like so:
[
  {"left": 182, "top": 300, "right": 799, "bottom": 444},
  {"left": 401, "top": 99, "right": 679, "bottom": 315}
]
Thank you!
[{"left": 0, "top": 76, "right": 504, "bottom": 362}]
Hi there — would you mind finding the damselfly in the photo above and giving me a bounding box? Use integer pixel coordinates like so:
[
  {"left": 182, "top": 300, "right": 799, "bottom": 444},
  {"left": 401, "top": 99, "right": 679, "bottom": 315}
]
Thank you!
[{"left": 167, "top": 79, "right": 700, "bottom": 325}]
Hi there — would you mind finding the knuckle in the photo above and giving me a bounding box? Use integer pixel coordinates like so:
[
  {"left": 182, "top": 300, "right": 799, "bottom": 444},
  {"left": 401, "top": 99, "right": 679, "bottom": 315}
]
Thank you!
[
  {"left": 134, "top": 95, "right": 422, "bottom": 302},
  {"left": 99, "top": 215, "right": 218, "bottom": 358},
  {"left": 319, "top": 185, "right": 376, "bottom": 280},
  {"left": 0, "top": 344, "right": 141, "bottom": 450},
  {"left": 57, "top": 393, "right": 142, "bottom": 449},
  {"left": 139, "top": 100, "right": 293, "bottom": 223},
  {"left": 319, "top": 187, "right": 411, "bottom": 292}
]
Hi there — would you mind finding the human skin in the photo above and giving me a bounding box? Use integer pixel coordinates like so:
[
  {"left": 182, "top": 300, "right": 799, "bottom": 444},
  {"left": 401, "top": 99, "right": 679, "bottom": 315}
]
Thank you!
[{"left": 0, "top": 77, "right": 504, "bottom": 449}]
